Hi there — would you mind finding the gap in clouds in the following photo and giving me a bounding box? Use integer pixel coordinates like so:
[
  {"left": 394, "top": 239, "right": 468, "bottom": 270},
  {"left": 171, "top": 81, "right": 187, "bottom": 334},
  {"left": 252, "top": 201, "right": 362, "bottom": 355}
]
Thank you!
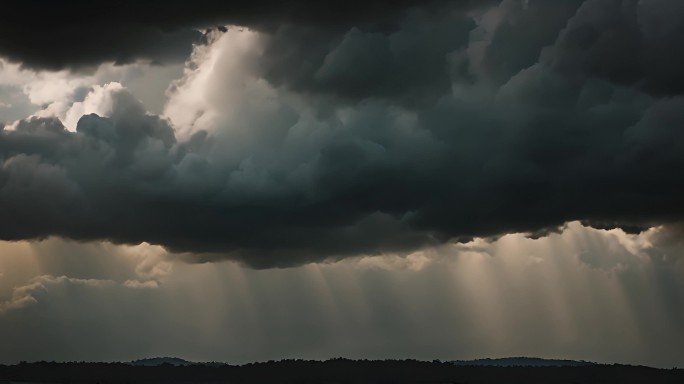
[{"left": 0, "top": 58, "right": 185, "bottom": 128}]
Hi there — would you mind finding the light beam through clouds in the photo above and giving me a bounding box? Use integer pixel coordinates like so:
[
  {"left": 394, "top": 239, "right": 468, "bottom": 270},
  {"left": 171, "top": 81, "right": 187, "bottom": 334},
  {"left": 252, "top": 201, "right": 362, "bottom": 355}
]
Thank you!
[
  {"left": 0, "top": 223, "right": 682, "bottom": 367},
  {"left": 1, "top": 0, "right": 684, "bottom": 369}
]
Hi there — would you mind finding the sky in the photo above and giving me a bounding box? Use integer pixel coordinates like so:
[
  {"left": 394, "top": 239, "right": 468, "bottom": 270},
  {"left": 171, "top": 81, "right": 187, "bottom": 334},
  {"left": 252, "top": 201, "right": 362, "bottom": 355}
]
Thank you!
[{"left": 0, "top": 0, "right": 683, "bottom": 368}]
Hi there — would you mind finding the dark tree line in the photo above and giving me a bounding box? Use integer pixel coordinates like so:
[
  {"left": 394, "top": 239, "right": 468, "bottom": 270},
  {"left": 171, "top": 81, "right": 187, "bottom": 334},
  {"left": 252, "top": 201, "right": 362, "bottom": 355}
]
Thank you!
[{"left": 0, "top": 358, "right": 682, "bottom": 384}]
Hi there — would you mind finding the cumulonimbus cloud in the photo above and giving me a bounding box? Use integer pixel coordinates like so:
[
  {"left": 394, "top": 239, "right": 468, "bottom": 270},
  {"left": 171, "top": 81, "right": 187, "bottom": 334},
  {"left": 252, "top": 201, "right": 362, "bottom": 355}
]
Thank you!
[{"left": 1, "top": 0, "right": 684, "bottom": 268}]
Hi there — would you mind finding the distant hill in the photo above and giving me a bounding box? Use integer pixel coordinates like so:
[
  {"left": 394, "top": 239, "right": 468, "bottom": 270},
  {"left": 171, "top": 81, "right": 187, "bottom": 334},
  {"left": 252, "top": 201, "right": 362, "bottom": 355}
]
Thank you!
[
  {"left": 451, "top": 357, "right": 596, "bottom": 367},
  {"left": 129, "top": 357, "right": 197, "bottom": 366},
  {"left": 129, "top": 357, "right": 226, "bottom": 367}
]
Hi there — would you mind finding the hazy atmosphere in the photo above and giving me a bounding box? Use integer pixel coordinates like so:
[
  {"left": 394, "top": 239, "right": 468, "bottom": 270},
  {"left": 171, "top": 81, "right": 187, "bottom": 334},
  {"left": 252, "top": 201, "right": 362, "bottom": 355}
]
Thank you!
[{"left": 1, "top": 0, "right": 683, "bottom": 369}]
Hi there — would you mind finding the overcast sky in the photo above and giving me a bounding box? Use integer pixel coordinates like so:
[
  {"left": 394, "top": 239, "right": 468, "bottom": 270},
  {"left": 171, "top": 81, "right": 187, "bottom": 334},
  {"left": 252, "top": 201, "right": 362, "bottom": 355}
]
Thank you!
[{"left": 1, "top": 0, "right": 683, "bottom": 368}]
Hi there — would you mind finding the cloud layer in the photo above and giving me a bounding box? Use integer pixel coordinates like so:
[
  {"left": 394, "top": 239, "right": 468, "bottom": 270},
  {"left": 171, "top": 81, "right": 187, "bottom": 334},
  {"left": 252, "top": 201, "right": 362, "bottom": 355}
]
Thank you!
[{"left": 2, "top": 1, "right": 684, "bottom": 267}]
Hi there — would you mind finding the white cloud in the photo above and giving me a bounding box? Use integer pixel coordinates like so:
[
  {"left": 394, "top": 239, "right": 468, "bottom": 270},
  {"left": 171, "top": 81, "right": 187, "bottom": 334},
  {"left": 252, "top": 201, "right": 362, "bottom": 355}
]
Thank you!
[
  {"left": 164, "top": 28, "right": 267, "bottom": 139},
  {"left": 123, "top": 279, "right": 160, "bottom": 289},
  {"left": 0, "top": 275, "right": 115, "bottom": 314}
]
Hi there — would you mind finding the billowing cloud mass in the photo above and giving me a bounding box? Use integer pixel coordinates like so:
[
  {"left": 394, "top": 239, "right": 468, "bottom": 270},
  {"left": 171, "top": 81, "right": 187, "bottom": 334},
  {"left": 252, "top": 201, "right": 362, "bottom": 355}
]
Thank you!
[{"left": 2, "top": 0, "right": 684, "bottom": 268}]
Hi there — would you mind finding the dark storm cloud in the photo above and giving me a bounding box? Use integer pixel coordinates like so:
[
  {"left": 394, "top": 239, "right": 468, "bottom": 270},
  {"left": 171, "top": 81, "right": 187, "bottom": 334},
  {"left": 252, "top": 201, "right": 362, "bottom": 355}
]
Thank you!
[
  {"left": 266, "top": 0, "right": 684, "bottom": 101},
  {"left": 0, "top": 21, "right": 204, "bottom": 71},
  {"left": 546, "top": 0, "right": 684, "bottom": 96},
  {"left": 2, "top": 84, "right": 684, "bottom": 267},
  {"left": 2, "top": 0, "right": 684, "bottom": 268},
  {"left": 248, "top": 0, "right": 684, "bottom": 103},
  {"left": 253, "top": 6, "right": 476, "bottom": 105},
  {"left": 471, "top": 0, "right": 587, "bottom": 84},
  {"left": 0, "top": 90, "right": 443, "bottom": 267},
  {"left": 0, "top": 0, "right": 489, "bottom": 71}
]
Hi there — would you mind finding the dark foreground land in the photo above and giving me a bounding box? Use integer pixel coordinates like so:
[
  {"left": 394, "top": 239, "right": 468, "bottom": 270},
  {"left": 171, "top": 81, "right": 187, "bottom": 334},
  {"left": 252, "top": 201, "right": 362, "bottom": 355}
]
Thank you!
[{"left": 1, "top": 359, "right": 682, "bottom": 383}]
